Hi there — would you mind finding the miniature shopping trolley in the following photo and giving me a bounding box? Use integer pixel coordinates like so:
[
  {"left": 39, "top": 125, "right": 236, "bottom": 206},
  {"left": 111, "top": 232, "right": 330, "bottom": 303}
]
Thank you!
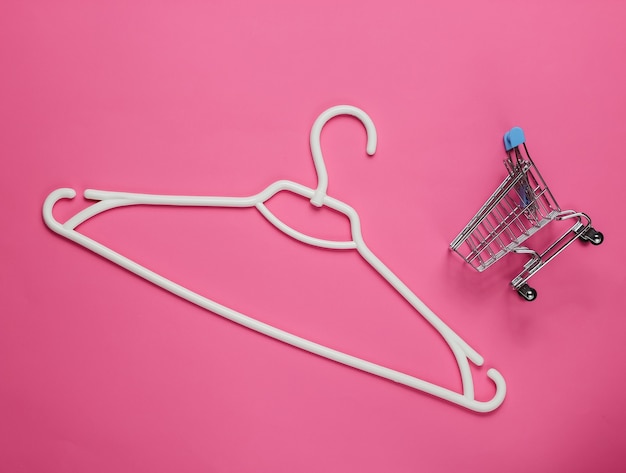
[{"left": 450, "top": 127, "right": 603, "bottom": 301}]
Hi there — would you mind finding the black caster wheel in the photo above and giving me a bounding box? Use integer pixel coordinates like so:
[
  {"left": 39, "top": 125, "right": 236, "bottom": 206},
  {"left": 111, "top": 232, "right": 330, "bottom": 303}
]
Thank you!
[
  {"left": 518, "top": 284, "right": 537, "bottom": 301},
  {"left": 589, "top": 231, "right": 604, "bottom": 245},
  {"left": 581, "top": 227, "right": 604, "bottom": 245}
]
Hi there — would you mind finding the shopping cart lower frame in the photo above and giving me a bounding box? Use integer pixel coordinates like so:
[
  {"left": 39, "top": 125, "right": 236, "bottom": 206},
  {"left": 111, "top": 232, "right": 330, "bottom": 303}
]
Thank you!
[{"left": 450, "top": 127, "right": 603, "bottom": 301}]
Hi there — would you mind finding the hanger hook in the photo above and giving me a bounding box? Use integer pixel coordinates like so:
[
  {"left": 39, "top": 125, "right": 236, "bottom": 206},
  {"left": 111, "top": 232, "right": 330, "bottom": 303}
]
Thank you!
[{"left": 309, "top": 105, "right": 377, "bottom": 207}]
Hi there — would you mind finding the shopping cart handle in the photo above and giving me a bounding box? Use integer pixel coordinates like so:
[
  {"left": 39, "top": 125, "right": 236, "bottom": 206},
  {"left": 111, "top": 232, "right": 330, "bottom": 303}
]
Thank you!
[{"left": 504, "top": 127, "right": 525, "bottom": 151}]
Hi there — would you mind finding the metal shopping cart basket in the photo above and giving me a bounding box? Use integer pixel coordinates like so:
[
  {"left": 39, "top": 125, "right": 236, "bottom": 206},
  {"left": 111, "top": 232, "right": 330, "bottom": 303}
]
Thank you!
[{"left": 450, "top": 127, "right": 603, "bottom": 301}]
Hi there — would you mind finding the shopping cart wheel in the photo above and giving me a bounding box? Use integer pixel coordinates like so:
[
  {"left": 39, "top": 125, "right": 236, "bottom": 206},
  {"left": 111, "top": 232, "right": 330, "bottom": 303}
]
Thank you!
[
  {"left": 589, "top": 230, "right": 604, "bottom": 245},
  {"left": 517, "top": 284, "right": 537, "bottom": 301},
  {"left": 580, "top": 227, "right": 604, "bottom": 245}
]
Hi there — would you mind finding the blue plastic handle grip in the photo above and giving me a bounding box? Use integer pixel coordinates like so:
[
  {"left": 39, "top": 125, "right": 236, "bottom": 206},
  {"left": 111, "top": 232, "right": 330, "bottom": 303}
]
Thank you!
[{"left": 503, "top": 127, "right": 525, "bottom": 151}]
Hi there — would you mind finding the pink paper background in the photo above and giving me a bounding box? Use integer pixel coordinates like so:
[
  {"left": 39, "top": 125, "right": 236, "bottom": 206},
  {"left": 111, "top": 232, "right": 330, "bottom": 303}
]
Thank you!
[{"left": 1, "top": 1, "right": 625, "bottom": 472}]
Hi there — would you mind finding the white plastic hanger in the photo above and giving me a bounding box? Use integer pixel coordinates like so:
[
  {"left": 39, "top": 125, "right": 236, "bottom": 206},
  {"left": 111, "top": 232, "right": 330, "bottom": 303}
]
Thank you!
[{"left": 43, "top": 105, "right": 506, "bottom": 412}]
